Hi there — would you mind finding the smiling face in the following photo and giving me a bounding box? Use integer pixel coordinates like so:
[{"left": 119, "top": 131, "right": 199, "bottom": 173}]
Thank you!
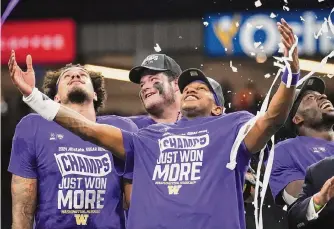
[
  {"left": 54, "top": 67, "right": 97, "bottom": 105},
  {"left": 139, "top": 69, "right": 178, "bottom": 115},
  {"left": 293, "top": 90, "right": 334, "bottom": 131},
  {"left": 181, "top": 81, "right": 222, "bottom": 119}
]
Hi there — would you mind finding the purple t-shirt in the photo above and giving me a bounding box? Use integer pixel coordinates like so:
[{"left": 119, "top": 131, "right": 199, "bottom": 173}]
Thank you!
[
  {"left": 128, "top": 115, "right": 156, "bottom": 129},
  {"left": 270, "top": 136, "right": 334, "bottom": 204},
  {"left": 8, "top": 114, "right": 138, "bottom": 229},
  {"left": 115, "top": 111, "right": 254, "bottom": 229}
]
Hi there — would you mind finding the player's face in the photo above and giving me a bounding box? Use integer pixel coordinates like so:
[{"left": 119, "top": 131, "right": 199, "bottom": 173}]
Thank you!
[
  {"left": 139, "top": 71, "right": 176, "bottom": 114},
  {"left": 55, "top": 67, "right": 97, "bottom": 105},
  {"left": 181, "top": 81, "right": 222, "bottom": 118},
  {"left": 294, "top": 90, "right": 334, "bottom": 128}
]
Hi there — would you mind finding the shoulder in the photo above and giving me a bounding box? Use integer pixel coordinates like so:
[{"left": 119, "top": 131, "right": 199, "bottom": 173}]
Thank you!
[
  {"left": 213, "top": 111, "right": 255, "bottom": 126},
  {"left": 16, "top": 113, "right": 46, "bottom": 128},
  {"left": 308, "top": 156, "right": 334, "bottom": 173},
  {"left": 127, "top": 115, "right": 154, "bottom": 128},
  {"left": 97, "top": 115, "right": 138, "bottom": 132},
  {"left": 275, "top": 137, "right": 299, "bottom": 149}
]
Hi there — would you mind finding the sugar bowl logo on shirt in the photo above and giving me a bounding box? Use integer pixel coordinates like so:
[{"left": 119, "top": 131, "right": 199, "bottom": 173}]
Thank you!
[
  {"left": 54, "top": 146, "right": 112, "bottom": 225},
  {"left": 153, "top": 130, "right": 209, "bottom": 195}
]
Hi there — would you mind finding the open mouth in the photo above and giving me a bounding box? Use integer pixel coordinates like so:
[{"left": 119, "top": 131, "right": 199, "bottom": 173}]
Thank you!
[
  {"left": 319, "top": 101, "right": 334, "bottom": 110},
  {"left": 144, "top": 92, "right": 157, "bottom": 99},
  {"left": 184, "top": 95, "right": 199, "bottom": 101},
  {"left": 69, "top": 80, "right": 84, "bottom": 85}
]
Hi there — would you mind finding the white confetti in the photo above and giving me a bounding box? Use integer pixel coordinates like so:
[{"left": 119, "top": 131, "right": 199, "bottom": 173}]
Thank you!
[
  {"left": 178, "top": 36, "right": 183, "bottom": 39},
  {"left": 327, "top": 8, "right": 334, "bottom": 35},
  {"left": 318, "top": 0, "right": 325, "bottom": 2},
  {"left": 225, "top": 48, "right": 228, "bottom": 51},
  {"left": 254, "top": 42, "right": 262, "bottom": 48},
  {"left": 230, "top": 61, "right": 238, "bottom": 72},
  {"left": 268, "top": 205, "right": 271, "bottom": 208},
  {"left": 250, "top": 52, "right": 256, "bottom": 56},
  {"left": 200, "top": 64, "right": 204, "bottom": 67},
  {"left": 247, "top": 23, "right": 253, "bottom": 28},
  {"left": 256, "top": 25, "right": 263, "bottom": 29},
  {"left": 154, "top": 43, "right": 161, "bottom": 52},
  {"left": 228, "top": 103, "right": 231, "bottom": 108},
  {"left": 314, "top": 19, "right": 329, "bottom": 39},
  {"left": 270, "top": 12, "right": 277, "bottom": 18},
  {"left": 203, "top": 21, "right": 209, "bottom": 27},
  {"left": 236, "top": 22, "right": 240, "bottom": 27},
  {"left": 283, "top": 6, "right": 290, "bottom": 11},
  {"left": 278, "top": 42, "right": 285, "bottom": 53},
  {"left": 327, "top": 74, "right": 334, "bottom": 78},
  {"left": 300, "top": 16, "right": 305, "bottom": 21},
  {"left": 283, "top": 205, "right": 288, "bottom": 211},
  {"left": 254, "top": 0, "right": 262, "bottom": 7},
  {"left": 260, "top": 46, "right": 264, "bottom": 50},
  {"left": 284, "top": 0, "right": 288, "bottom": 3},
  {"left": 195, "top": 47, "right": 198, "bottom": 50},
  {"left": 264, "top": 73, "right": 271, "bottom": 78},
  {"left": 227, "top": 90, "right": 232, "bottom": 93}
]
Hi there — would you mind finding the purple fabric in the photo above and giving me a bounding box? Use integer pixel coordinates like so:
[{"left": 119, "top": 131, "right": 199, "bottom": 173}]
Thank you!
[
  {"left": 1, "top": 0, "right": 20, "bottom": 25},
  {"left": 270, "top": 136, "right": 334, "bottom": 204},
  {"left": 117, "top": 111, "right": 254, "bottom": 229},
  {"left": 281, "top": 68, "right": 300, "bottom": 86},
  {"left": 8, "top": 114, "right": 138, "bottom": 229}
]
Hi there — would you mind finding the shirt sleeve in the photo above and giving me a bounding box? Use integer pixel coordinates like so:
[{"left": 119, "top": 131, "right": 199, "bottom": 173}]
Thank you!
[
  {"left": 112, "top": 129, "right": 136, "bottom": 177},
  {"left": 306, "top": 196, "right": 327, "bottom": 221},
  {"left": 8, "top": 115, "right": 38, "bottom": 178},
  {"left": 270, "top": 144, "right": 305, "bottom": 204}
]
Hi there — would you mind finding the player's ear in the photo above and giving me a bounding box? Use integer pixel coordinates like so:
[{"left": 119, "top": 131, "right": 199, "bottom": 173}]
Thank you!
[
  {"left": 211, "top": 105, "right": 223, "bottom": 116},
  {"left": 172, "top": 77, "right": 180, "bottom": 93},
  {"left": 292, "top": 114, "right": 304, "bottom": 125},
  {"left": 54, "top": 94, "right": 61, "bottom": 103}
]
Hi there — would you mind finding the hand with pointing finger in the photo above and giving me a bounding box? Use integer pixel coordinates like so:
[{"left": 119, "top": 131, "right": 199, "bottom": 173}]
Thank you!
[{"left": 8, "top": 50, "right": 36, "bottom": 97}]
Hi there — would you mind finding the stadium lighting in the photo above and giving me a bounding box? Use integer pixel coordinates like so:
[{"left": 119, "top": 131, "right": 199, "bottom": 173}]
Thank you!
[
  {"left": 299, "top": 58, "right": 334, "bottom": 75},
  {"left": 84, "top": 64, "right": 131, "bottom": 82}
]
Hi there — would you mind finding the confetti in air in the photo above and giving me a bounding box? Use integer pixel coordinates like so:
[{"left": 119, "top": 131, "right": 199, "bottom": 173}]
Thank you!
[
  {"left": 254, "top": 0, "right": 262, "bottom": 7},
  {"left": 300, "top": 16, "right": 305, "bottom": 21},
  {"left": 270, "top": 12, "right": 277, "bottom": 18},
  {"left": 284, "top": 0, "right": 288, "bottom": 3},
  {"left": 154, "top": 43, "right": 162, "bottom": 52},
  {"left": 236, "top": 22, "right": 240, "bottom": 27},
  {"left": 264, "top": 73, "right": 271, "bottom": 78},
  {"left": 247, "top": 23, "right": 253, "bottom": 28},
  {"left": 327, "top": 74, "right": 334, "bottom": 78},
  {"left": 225, "top": 48, "right": 228, "bottom": 51},
  {"left": 314, "top": 19, "right": 329, "bottom": 39},
  {"left": 283, "top": 205, "right": 288, "bottom": 211},
  {"left": 203, "top": 21, "right": 209, "bottom": 27},
  {"left": 254, "top": 42, "right": 262, "bottom": 48},
  {"left": 178, "top": 36, "right": 183, "bottom": 39},
  {"left": 318, "top": 0, "right": 325, "bottom": 2},
  {"left": 256, "top": 25, "right": 263, "bottom": 29},
  {"left": 283, "top": 6, "right": 290, "bottom": 11},
  {"left": 251, "top": 52, "right": 256, "bottom": 56},
  {"left": 227, "top": 90, "right": 232, "bottom": 93},
  {"left": 228, "top": 103, "right": 231, "bottom": 108},
  {"left": 230, "top": 61, "right": 238, "bottom": 72}
]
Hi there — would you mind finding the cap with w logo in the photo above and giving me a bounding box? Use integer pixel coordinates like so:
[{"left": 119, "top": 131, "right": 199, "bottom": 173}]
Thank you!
[{"left": 129, "top": 54, "right": 182, "bottom": 84}]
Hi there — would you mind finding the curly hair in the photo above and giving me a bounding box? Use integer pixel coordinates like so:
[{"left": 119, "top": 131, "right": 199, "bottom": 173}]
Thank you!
[{"left": 42, "top": 64, "right": 107, "bottom": 112}]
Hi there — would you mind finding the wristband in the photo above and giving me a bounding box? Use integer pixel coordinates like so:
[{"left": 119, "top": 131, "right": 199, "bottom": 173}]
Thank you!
[
  {"left": 313, "top": 202, "right": 324, "bottom": 212},
  {"left": 281, "top": 68, "right": 300, "bottom": 86},
  {"left": 22, "top": 88, "right": 60, "bottom": 121}
]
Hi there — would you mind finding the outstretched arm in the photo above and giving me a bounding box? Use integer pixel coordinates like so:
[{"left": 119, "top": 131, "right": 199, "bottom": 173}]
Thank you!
[
  {"left": 245, "top": 19, "right": 299, "bottom": 153},
  {"left": 8, "top": 50, "right": 126, "bottom": 160},
  {"left": 55, "top": 105, "right": 126, "bottom": 159}
]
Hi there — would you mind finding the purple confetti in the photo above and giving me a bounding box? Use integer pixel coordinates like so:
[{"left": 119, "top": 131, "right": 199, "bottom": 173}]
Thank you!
[{"left": 1, "top": 0, "right": 20, "bottom": 26}]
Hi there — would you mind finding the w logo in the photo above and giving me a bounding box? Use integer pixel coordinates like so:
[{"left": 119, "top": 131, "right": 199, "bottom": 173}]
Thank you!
[
  {"left": 74, "top": 214, "right": 89, "bottom": 225},
  {"left": 167, "top": 185, "right": 182, "bottom": 195}
]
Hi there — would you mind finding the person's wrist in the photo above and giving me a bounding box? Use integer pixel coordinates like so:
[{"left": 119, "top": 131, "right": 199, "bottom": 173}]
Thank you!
[{"left": 313, "top": 192, "right": 326, "bottom": 207}]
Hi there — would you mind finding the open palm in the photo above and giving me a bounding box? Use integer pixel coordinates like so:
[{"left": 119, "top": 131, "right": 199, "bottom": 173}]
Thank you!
[{"left": 8, "top": 50, "right": 35, "bottom": 97}]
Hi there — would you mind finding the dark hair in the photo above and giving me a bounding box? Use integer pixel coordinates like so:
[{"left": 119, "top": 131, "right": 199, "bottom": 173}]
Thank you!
[
  {"left": 42, "top": 64, "right": 107, "bottom": 112},
  {"left": 164, "top": 70, "right": 179, "bottom": 81}
]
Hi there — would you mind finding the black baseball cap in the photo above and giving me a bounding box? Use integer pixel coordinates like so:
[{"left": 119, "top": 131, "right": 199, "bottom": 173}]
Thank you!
[
  {"left": 285, "top": 76, "right": 326, "bottom": 133},
  {"left": 129, "top": 54, "right": 182, "bottom": 84},
  {"left": 178, "top": 68, "right": 225, "bottom": 106}
]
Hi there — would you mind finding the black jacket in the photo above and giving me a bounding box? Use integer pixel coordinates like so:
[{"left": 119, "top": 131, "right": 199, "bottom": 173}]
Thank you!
[{"left": 288, "top": 156, "right": 334, "bottom": 229}]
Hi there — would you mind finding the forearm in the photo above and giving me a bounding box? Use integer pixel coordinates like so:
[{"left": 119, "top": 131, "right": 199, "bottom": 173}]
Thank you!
[
  {"left": 56, "top": 106, "right": 126, "bottom": 159},
  {"left": 11, "top": 176, "right": 37, "bottom": 229}
]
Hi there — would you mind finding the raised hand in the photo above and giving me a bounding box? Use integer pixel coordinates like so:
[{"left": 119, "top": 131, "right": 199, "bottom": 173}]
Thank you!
[
  {"left": 314, "top": 176, "right": 334, "bottom": 207},
  {"left": 277, "top": 18, "right": 299, "bottom": 73},
  {"left": 8, "top": 50, "right": 36, "bottom": 97}
]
